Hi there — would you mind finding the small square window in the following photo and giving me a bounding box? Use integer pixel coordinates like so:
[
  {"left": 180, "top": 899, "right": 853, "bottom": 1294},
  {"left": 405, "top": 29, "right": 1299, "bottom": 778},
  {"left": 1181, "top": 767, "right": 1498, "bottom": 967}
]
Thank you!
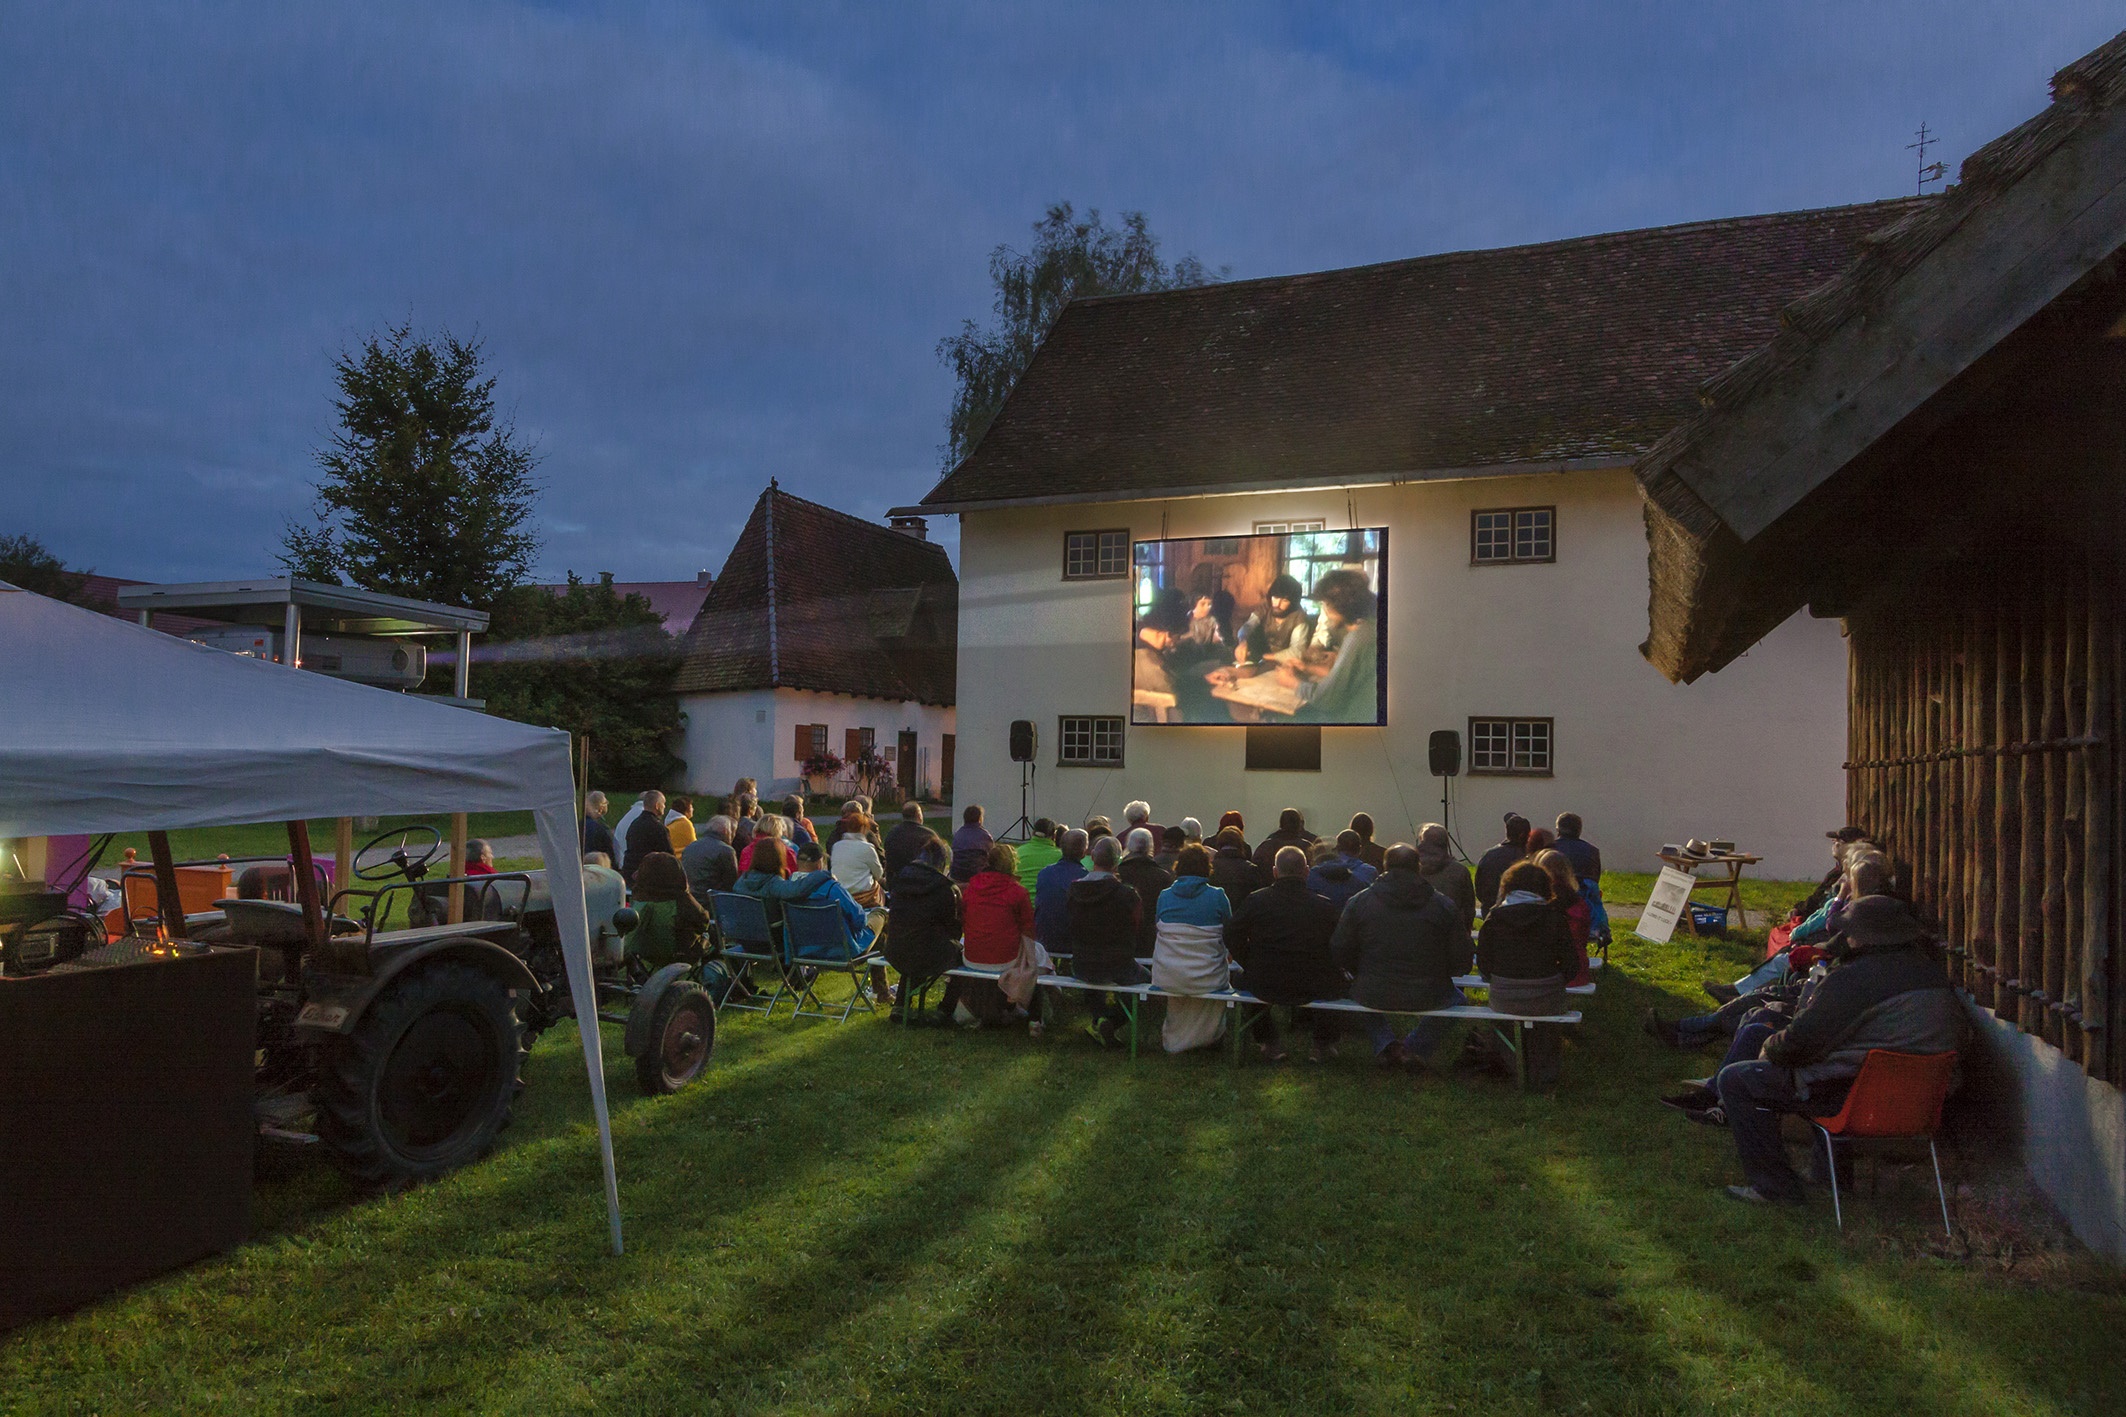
[
  {"left": 1468, "top": 717, "right": 1553, "bottom": 776},
  {"left": 1471, "top": 507, "right": 1555, "bottom": 565},
  {"left": 1064, "top": 530, "right": 1132, "bottom": 580},
  {"left": 1058, "top": 715, "right": 1125, "bottom": 766},
  {"left": 1253, "top": 519, "right": 1327, "bottom": 535}
]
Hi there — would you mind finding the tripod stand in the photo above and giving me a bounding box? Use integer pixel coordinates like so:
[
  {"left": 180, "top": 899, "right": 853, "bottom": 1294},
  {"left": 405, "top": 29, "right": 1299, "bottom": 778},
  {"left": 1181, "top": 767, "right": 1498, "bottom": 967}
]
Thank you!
[{"left": 999, "top": 760, "right": 1038, "bottom": 842}]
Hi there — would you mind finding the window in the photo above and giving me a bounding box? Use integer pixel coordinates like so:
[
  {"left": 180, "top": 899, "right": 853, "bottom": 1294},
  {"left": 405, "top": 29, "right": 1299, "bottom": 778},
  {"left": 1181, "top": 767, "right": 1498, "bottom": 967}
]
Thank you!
[
  {"left": 844, "top": 726, "right": 877, "bottom": 763},
  {"left": 793, "top": 722, "right": 828, "bottom": 763},
  {"left": 1254, "top": 519, "right": 1327, "bottom": 535},
  {"left": 1058, "top": 715, "right": 1125, "bottom": 766},
  {"left": 1469, "top": 717, "right": 1553, "bottom": 775},
  {"left": 1201, "top": 537, "right": 1243, "bottom": 556},
  {"left": 1471, "top": 507, "right": 1555, "bottom": 565},
  {"left": 1064, "top": 529, "right": 1131, "bottom": 580}
]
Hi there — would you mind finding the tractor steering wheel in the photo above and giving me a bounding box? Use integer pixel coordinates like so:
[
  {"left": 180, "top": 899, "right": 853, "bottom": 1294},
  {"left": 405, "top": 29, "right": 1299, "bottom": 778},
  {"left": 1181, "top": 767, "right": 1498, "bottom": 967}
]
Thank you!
[{"left": 353, "top": 824, "right": 445, "bottom": 882}]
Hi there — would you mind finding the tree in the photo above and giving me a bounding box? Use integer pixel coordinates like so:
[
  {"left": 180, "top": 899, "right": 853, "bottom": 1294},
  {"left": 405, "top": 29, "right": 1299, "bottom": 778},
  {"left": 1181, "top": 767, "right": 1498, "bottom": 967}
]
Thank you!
[
  {"left": 937, "top": 203, "right": 1222, "bottom": 468},
  {"left": 476, "top": 575, "right": 685, "bottom": 790},
  {"left": 0, "top": 533, "right": 92, "bottom": 603},
  {"left": 280, "top": 323, "right": 539, "bottom": 608}
]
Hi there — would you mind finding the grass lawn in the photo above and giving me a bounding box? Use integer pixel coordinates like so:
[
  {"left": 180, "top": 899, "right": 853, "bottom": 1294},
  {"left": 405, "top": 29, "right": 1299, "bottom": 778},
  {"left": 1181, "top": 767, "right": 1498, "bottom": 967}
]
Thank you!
[
  {"left": 3, "top": 932, "right": 2119, "bottom": 1414},
  {"left": 100, "top": 812, "right": 538, "bottom": 868}
]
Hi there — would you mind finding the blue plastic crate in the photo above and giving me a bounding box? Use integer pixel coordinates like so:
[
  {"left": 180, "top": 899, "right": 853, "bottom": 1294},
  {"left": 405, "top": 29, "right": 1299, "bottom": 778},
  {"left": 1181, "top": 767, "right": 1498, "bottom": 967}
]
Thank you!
[{"left": 1688, "top": 903, "right": 1730, "bottom": 934}]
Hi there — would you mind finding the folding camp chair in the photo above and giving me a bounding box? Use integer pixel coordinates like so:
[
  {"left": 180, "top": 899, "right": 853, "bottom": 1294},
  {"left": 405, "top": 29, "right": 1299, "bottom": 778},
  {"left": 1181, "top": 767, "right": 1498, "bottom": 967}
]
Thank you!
[
  {"left": 779, "top": 901, "right": 884, "bottom": 1023},
  {"left": 709, "top": 892, "right": 787, "bottom": 1015},
  {"left": 1809, "top": 1049, "right": 1958, "bottom": 1238}
]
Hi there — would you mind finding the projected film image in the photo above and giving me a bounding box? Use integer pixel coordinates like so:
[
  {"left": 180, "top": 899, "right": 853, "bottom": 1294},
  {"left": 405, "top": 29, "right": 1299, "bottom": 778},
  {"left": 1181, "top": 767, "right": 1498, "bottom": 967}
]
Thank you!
[{"left": 1131, "top": 528, "right": 1387, "bottom": 725}]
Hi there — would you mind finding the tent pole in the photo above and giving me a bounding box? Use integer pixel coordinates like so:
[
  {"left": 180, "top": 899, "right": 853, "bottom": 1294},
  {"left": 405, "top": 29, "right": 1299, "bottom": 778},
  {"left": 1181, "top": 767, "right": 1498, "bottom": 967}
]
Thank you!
[
  {"left": 147, "top": 831, "right": 186, "bottom": 941},
  {"left": 286, "top": 821, "right": 325, "bottom": 949},
  {"left": 334, "top": 817, "right": 353, "bottom": 903}
]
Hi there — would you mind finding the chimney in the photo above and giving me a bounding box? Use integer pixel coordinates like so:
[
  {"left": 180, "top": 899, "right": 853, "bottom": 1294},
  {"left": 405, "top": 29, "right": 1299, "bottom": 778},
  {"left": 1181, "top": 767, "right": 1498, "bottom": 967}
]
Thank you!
[
  {"left": 696, "top": 569, "right": 713, "bottom": 588},
  {"left": 890, "top": 514, "right": 928, "bottom": 541}
]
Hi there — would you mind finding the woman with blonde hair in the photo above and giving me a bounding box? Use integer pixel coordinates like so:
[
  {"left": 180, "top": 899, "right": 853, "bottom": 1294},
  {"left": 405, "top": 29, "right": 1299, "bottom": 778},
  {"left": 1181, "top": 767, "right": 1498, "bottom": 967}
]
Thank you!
[
  {"left": 737, "top": 813, "right": 788, "bottom": 876},
  {"left": 1532, "top": 848, "right": 1592, "bottom": 987}
]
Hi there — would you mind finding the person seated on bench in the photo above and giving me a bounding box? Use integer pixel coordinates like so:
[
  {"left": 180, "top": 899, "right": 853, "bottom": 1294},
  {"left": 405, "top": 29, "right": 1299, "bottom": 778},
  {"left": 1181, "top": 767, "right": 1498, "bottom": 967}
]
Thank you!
[
  {"left": 1712, "top": 893, "right": 1963, "bottom": 1206},
  {"left": 1415, "top": 823, "right": 1476, "bottom": 937},
  {"left": 1117, "top": 829, "right": 1174, "bottom": 959},
  {"left": 1034, "top": 828, "right": 1089, "bottom": 962},
  {"left": 1332, "top": 843, "right": 1469, "bottom": 1070},
  {"left": 950, "top": 804, "right": 993, "bottom": 884},
  {"left": 884, "top": 834, "right": 962, "bottom": 1024},
  {"left": 1226, "top": 845, "right": 1345, "bottom": 1063},
  {"left": 1209, "top": 826, "right": 1264, "bottom": 911},
  {"left": 883, "top": 800, "right": 934, "bottom": 880},
  {"left": 959, "top": 841, "right": 1038, "bottom": 1028},
  {"left": 1473, "top": 812, "right": 1530, "bottom": 912},
  {"left": 1347, "top": 813, "right": 1386, "bottom": 871},
  {"left": 1474, "top": 861, "right": 1581, "bottom": 1087},
  {"left": 1068, "top": 835, "right": 1147, "bottom": 1048},
  {"left": 1251, "top": 807, "right": 1317, "bottom": 876},
  {"left": 1305, "top": 832, "right": 1376, "bottom": 917},
  {"left": 1532, "top": 849, "right": 1593, "bottom": 987},
  {"left": 1154, "top": 825, "right": 1186, "bottom": 873},
  {"left": 1151, "top": 843, "right": 1233, "bottom": 1053},
  {"left": 1215, "top": 810, "right": 1251, "bottom": 859},
  {"left": 627, "top": 850, "right": 711, "bottom": 969}
]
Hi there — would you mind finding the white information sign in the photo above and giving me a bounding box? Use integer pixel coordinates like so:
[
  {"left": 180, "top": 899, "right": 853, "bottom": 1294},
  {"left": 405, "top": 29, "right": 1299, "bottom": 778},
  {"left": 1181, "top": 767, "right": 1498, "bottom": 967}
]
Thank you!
[{"left": 1633, "top": 865, "right": 1700, "bottom": 945}]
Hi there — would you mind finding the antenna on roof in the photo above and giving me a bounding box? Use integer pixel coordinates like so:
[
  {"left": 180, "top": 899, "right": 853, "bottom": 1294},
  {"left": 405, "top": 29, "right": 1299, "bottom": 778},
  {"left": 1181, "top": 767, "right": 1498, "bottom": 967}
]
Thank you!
[{"left": 1909, "top": 122, "right": 1947, "bottom": 195}]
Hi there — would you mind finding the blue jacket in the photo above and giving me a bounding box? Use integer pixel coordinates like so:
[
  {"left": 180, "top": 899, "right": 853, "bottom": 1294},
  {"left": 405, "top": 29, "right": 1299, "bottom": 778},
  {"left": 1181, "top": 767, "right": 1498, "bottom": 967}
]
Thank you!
[
  {"left": 1307, "top": 856, "right": 1377, "bottom": 914},
  {"left": 1033, "top": 857, "right": 1087, "bottom": 946},
  {"left": 790, "top": 871, "right": 874, "bottom": 948},
  {"left": 1157, "top": 874, "right": 1233, "bottom": 927}
]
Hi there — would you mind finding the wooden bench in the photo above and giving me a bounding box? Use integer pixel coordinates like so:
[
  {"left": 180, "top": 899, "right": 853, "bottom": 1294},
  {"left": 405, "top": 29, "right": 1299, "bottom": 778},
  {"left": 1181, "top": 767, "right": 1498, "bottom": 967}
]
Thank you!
[{"left": 937, "top": 964, "right": 1581, "bottom": 1089}]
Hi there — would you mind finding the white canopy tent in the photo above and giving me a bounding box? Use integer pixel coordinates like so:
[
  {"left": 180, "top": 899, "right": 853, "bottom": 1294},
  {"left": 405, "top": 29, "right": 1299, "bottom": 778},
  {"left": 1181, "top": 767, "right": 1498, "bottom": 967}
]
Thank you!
[{"left": 0, "top": 582, "right": 623, "bottom": 1253}]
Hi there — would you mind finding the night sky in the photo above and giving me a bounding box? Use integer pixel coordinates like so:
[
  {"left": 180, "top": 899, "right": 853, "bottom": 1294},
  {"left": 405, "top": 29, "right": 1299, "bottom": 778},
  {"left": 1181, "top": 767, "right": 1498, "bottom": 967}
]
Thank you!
[{"left": 4, "top": 2, "right": 2117, "bottom": 584}]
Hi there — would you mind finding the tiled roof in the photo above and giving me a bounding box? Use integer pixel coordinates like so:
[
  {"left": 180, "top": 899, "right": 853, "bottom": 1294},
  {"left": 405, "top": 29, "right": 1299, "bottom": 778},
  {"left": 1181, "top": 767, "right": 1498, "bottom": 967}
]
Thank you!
[
  {"left": 920, "top": 198, "right": 1930, "bottom": 508},
  {"left": 674, "top": 485, "right": 958, "bottom": 705},
  {"left": 541, "top": 579, "right": 712, "bottom": 634}
]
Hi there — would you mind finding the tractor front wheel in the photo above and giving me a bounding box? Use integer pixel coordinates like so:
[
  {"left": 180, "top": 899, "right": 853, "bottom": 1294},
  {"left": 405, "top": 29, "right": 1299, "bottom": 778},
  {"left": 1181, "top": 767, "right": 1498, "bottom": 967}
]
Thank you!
[
  {"left": 316, "top": 962, "right": 526, "bottom": 1187},
  {"left": 635, "top": 983, "right": 716, "bottom": 1095}
]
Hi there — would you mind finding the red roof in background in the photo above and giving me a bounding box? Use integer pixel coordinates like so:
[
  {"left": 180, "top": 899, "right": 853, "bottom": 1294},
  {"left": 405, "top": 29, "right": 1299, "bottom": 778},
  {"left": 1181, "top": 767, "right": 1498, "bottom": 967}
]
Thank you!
[{"left": 540, "top": 578, "right": 712, "bottom": 634}]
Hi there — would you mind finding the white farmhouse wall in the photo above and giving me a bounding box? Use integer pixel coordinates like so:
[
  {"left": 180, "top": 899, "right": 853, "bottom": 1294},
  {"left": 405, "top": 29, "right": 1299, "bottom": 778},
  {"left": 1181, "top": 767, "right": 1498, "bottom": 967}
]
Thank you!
[
  {"left": 679, "top": 687, "right": 955, "bottom": 800},
  {"left": 950, "top": 469, "right": 1846, "bottom": 881}
]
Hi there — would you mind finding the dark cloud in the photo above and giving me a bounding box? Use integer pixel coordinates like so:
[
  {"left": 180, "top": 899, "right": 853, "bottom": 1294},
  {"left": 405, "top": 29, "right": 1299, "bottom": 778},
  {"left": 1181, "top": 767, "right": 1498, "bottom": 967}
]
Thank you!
[{"left": 3, "top": 1, "right": 2117, "bottom": 582}]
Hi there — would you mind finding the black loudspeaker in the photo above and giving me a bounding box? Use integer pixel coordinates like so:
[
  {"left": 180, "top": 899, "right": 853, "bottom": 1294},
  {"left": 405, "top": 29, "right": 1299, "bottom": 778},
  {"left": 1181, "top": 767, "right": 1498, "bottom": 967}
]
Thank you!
[
  {"left": 1428, "top": 729, "right": 1462, "bottom": 777},
  {"left": 1009, "top": 720, "right": 1037, "bottom": 762}
]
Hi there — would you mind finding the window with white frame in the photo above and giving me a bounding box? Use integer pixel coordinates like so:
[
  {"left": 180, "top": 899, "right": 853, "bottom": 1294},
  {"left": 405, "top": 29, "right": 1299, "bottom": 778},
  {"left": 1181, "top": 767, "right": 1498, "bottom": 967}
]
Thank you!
[
  {"left": 1254, "top": 519, "right": 1327, "bottom": 535},
  {"left": 1471, "top": 507, "right": 1555, "bottom": 565},
  {"left": 1469, "top": 716, "right": 1553, "bottom": 775},
  {"left": 1064, "top": 529, "right": 1131, "bottom": 579},
  {"left": 1058, "top": 714, "right": 1125, "bottom": 766}
]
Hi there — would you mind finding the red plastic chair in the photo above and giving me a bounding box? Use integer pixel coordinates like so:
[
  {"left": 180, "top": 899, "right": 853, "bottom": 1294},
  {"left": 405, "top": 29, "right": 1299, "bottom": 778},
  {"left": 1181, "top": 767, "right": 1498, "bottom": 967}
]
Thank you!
[{"left": 1811, "top": 1049, "right": 1957, "bottom": 1236}]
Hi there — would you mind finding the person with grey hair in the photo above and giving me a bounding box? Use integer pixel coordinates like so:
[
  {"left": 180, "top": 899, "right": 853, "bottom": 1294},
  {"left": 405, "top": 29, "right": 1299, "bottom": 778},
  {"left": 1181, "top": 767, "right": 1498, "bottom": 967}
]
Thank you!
[
  {"left": 681, "top": 813, "right": 740, "bottom": 898},
  {"left": 581, "top": 790, "right": 617, "bottom": 861},
  {"left": 1068, "top": 833, "right": 1148, "bottom": 1046},
  {"left": 1180, "top": 816, "right": 1203, "bottom": 843},
  {"left": 1122, "top": 799, "right": 1163, "bottom": 846},
  {"left": 621, "top": 790, "right": 673, "bottom": 886},
  {"left": 1034, "top": 827, "right": 1089, "bottom": 953},
  {"left": 464, "top": 838, "right": 496, "bottom": 875},
  {"left": 1224, "top": 843, "right": 1346, "bottom": 1062},
  {"left": 1117, "top": 826, "right": 1174, "bottom": 958}
]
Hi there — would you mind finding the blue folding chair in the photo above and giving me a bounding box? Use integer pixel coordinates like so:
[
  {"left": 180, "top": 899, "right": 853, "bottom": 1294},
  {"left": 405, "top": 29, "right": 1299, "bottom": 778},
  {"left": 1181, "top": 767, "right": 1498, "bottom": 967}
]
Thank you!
[
  {"left": 780, "top": 902, "right": 884, "bottom": 1023},
  {"left": 709, "top": 892, "right": 787, "bottom": 1015}
]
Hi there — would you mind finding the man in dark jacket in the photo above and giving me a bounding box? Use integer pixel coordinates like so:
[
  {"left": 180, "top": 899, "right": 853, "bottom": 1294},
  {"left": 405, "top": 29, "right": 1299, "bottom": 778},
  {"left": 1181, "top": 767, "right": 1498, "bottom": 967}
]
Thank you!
[
  {"left": 1034, "top": 828, "right": 1089, "bottom": 955},
  {"left": 1251, "top": 808, "right": 1318, "bottom": 876},
  {"left": 1305, "top": 832, "right": 1377, "bottom": 917},
  {"left": 581, "top": 790, "right": 618, "bottom": 861},
  {"left": 1332, "top": 845, "right": 1470, "bottom": 1067},
  {"left": 1209, "top": 828, "right": 1263, "bottom": 910},
  {"left": 1115, "top": 829, "right": 1173, "bottom": 958},
  {"left": 1713, "top": 895, "right": 1964, "bottom": 1205},
  {"left": 622, "top": 791, "right": 674, "bottom": 887},
  {"left": 1472, "top": 813, "right": 1531, "bottom": 909},
  {"left": 883, "top": 838, "right": 962, "bottom": 1021},
  {"left": 1551, "top": 813, "right": 1602, "bottom": 887},
  {"left": 1226, "top": 845, "right": 1345, "bottom": 1061},
  {"left": 1415, "top": 823, "right": 1476, "bottom": 935},
  {"left": 883, "top": 801, "right": 934, "bottom": 879},
  {"left": 680, "top": 815, "right": 740, "bottom": 899},
  {"left": 1067, "top": 835, "right": 1147, "bottom": 1046},
  {"left": 950, "top": 804, "right": 994, "bottom": 883}
]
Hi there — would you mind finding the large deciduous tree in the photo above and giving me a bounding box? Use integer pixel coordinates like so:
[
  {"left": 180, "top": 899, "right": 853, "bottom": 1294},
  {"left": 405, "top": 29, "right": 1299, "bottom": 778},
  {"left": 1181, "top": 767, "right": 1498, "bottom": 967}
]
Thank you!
[
  {"left": 937, "top": 203, "right": 1220, "bottom": 468},
  {"left": 0, "top": 534, "right": 92, "bottom": 604},
  {"left": 280, "top": 324, "right": 539, "bottom": 608}
]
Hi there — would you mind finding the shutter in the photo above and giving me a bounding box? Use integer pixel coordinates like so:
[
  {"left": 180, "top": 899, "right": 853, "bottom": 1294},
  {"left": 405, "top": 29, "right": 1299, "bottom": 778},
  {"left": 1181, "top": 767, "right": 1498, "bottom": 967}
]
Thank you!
[
  {"left": 794, "top": 724, "right": 810, "bottom": 763},
  {"left": 845, "top": 728, "right": 862, "bottom": 762}
]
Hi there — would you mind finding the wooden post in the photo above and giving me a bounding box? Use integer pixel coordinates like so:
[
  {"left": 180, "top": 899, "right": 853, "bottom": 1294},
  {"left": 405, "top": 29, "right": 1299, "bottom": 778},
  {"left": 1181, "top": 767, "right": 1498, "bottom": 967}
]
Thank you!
[
  {"left": 2018, "top": 596, "right": 2045, "bottom": 1036},
  {"left": 334, "top": 817, "right": 354, "bottom": 908},
  {"left": 447, "top": 813, "right": 467, "bottom": 925},
  {"left": 146, "top": 830, "right": 186, "bottom": 941},
  {"left": 1995, "top": 608, "right": 2020, "bottom": 1021},
  {"left": 2041, "top": 577, "right": 2067, "bottom": 1049},
  {"left": 286, "top": 820, "right": 326, "bottom": 950}
]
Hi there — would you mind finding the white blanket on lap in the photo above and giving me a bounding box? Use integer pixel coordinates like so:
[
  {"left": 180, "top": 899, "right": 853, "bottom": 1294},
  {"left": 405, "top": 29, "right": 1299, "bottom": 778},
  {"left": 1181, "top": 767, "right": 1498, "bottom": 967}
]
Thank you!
[{"left": 1152, "top": 921, "right": 1230, "bottom": 1053}]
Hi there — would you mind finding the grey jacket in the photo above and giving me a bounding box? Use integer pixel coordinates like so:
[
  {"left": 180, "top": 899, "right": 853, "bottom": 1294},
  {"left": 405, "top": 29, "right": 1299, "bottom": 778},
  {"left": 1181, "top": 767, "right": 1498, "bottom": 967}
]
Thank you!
[{"left": 1763, "top": 938, "right": 1965, "bottom": 1090}]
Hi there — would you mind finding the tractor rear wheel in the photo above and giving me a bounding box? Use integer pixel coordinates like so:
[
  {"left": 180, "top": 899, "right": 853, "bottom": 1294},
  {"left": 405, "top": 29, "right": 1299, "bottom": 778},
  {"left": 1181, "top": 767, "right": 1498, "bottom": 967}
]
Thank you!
[
  {"left": 316, "top": 961, "right": 526, "bottom": 1187},
  {"left": 635, "top": 983, "right": 716, "bottom": 1095}
]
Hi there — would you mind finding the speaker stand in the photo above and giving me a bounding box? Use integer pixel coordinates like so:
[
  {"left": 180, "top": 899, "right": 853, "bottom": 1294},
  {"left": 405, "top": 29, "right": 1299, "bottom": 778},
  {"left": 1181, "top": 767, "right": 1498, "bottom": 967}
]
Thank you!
[{"left": 1000, "top": 760, "right": 1037, "bottom": 843}]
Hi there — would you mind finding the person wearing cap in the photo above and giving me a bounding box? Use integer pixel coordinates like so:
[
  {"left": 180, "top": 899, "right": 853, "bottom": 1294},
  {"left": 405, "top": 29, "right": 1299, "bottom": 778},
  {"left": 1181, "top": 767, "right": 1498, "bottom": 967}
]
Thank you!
[
  {"left": 1473, "top": 813, "right": 1531, "bottom": 911},
  {"left": 1711, "top": 893, "right": 1963, "bottom": 1206}
]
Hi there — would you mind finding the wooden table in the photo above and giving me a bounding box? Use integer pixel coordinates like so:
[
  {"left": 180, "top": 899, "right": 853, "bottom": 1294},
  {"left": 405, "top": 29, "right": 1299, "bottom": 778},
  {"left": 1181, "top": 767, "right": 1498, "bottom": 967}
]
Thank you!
[{"left": 1655, "top": 850, "right": 1763, "bottom": 933}]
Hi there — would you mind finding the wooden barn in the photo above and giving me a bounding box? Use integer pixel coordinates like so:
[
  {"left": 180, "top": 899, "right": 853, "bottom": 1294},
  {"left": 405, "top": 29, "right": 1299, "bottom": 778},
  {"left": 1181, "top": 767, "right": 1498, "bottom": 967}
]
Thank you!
[{"left": 1637, "top": 31, "right": 2126, "bottom": 1258}]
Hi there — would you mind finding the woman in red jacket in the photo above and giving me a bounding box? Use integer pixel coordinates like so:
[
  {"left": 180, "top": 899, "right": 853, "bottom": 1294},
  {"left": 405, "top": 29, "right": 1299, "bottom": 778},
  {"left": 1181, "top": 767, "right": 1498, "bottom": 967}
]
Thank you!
[
  {"left": 958, "top": 841, "right": 1038, "bottom": 1029},
  {"left": 1533, "top": 848, "right": 1593, "bottom": 987}
]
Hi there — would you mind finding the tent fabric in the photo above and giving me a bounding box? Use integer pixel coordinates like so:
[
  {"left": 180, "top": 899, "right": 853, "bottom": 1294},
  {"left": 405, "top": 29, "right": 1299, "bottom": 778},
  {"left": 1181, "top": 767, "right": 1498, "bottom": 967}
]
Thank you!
[{"left": 0, "top": 582, "right": 623, "bottom": 1254}]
